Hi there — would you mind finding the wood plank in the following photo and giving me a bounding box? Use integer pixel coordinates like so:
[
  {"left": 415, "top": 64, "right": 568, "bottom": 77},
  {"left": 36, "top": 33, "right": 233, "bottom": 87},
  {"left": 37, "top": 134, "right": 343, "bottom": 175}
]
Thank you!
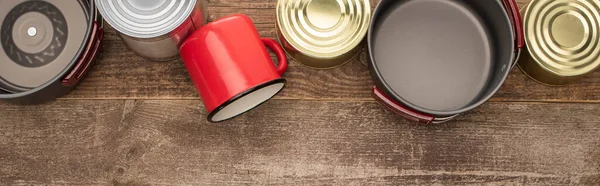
[
  {"left": 1, "top": 99, "right": 598, "bottom": 185},
  {"left": 0, "top": 100, "right": 125, "bottom": 185},
  {"left": 61, "top": 0, "right": 600, "bottom": 103}
]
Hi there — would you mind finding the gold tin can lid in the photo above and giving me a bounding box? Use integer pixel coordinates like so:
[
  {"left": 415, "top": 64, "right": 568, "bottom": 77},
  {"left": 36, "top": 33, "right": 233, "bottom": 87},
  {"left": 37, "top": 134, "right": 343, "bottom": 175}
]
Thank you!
[
  {"left": 520, "top": 0, "right": 600, "bottom": 84},
  {"left": 276, "top": 0, "right": 371, "bottom": 69}
]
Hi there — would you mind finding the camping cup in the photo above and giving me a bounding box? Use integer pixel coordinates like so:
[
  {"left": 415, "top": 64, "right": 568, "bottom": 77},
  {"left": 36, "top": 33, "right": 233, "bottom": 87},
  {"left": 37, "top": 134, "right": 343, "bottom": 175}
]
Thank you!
[{"left": 180, "top": 14, "right": 288, "bottom": 122}]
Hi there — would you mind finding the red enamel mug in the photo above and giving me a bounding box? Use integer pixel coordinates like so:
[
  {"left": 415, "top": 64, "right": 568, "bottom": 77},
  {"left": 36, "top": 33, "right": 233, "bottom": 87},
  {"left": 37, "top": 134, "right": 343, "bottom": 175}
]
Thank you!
[{"left": 180, "top": 14, "right": 288, "bottom": 122}]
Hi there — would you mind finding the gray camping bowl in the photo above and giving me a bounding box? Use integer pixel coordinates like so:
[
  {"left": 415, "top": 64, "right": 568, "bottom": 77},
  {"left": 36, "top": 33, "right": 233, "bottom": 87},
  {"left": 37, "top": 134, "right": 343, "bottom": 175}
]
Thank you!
[{"left": 368, "top": 0, "right": 523, "bottom": 124}]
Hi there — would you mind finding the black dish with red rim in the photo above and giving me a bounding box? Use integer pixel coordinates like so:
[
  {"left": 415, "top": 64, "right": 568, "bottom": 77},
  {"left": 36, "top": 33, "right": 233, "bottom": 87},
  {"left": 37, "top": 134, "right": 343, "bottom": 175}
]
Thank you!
[
  {"left": 368, "top": 0, "right": 523, "bottom": 124},
  {"left": 0, "top": 0, "right": 104, "bottom": 104}
]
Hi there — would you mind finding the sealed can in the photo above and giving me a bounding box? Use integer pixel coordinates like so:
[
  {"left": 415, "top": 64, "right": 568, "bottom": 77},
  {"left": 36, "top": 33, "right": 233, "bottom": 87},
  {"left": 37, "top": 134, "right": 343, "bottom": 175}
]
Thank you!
[
  {"left": 96, "top": 0, "right": 207, "bottom": 61},
  {"left": 518, "top": 0, "right": 600, "bottom": 85},
  {"left": 276, "top": 0, "right": 371, "bottom": 69}
]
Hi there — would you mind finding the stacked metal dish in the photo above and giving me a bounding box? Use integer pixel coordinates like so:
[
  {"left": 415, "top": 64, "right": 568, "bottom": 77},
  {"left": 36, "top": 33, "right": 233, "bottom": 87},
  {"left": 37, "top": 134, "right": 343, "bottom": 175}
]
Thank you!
[{"left": 0, "top": 0, "right": 104, "bottom": 104}]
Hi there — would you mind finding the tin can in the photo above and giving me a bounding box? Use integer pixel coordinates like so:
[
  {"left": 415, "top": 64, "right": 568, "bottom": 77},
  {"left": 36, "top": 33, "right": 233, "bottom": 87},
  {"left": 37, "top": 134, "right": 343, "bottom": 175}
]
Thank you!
[
  {"left": 518, "top": 0, "right": 600, "bottom": 85},
  {"left": 96, "top": 0, "right": 207, "bottom": 61},
  {"left": 276, "top": 0, "right": 371, "bottom": 69}
]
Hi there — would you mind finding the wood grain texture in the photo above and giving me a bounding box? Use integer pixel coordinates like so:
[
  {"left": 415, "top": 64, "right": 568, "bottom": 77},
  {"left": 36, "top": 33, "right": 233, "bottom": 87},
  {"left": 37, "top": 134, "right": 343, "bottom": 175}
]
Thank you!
[
  {"left": 59, "top": 0, "right": 600, "bottom": 103},
  {"left": 2, "top": 0, "right": 599, "bottom": 185},
  {"left": 1, "top": 100, "right": 598, "bottom": 185}
]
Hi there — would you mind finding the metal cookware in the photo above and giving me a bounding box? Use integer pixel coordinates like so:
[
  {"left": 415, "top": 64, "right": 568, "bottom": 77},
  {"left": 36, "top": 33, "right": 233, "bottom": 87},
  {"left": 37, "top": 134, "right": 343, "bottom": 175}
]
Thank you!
[
  {"left": 96, "top": 0, "right": 207, "bottom": 61},
  {"left": 368, "top": 0, "right": 523, "bottom": 124},
  {"left": 276, "top": 0, "right": 371, "bottom": 69},
  {"left": 518, "top": 0, "right": 600, "bottom": 85},
  {"left": 0, "top": 0, "right": 104, "bottom": 104}
]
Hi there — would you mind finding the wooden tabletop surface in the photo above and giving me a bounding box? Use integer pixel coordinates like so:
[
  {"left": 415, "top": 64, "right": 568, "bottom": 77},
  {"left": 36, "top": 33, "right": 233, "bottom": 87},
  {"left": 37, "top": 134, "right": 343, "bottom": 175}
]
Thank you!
[{"left": 1, "top": 0, "right": 599, "bottom": 185}]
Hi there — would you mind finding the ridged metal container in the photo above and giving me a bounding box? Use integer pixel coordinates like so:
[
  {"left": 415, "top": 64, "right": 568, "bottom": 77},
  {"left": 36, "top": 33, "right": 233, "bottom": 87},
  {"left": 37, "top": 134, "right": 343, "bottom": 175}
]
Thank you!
[
  {"left": 276, "top": 0, "right": 371, "bottom": 69},
  {"left": 518, "top": 0, "right": 600, "bottom": 85},
  {"left": 96, "top": 0, "right": 207, "bottom": 61}
]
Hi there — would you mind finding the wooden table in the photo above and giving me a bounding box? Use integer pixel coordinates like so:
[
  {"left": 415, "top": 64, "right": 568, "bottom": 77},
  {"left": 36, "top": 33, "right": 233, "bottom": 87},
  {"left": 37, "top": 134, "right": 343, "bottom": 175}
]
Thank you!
[{"left": 1, "top": 0, "right": 599, "bottom": 185}]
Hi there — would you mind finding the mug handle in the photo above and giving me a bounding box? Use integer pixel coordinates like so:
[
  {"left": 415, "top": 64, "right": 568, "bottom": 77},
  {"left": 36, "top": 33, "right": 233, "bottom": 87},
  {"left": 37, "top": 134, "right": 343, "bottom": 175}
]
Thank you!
[{"left": 262, "top": 38, "right": 288, "bottom": 75}]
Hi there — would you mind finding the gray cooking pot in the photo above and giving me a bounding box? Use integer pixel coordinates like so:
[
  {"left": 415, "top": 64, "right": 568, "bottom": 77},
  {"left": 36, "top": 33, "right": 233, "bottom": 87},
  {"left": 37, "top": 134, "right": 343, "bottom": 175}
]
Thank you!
[{"left": 368, "top": 0, "right": 523, "bottom": 124}]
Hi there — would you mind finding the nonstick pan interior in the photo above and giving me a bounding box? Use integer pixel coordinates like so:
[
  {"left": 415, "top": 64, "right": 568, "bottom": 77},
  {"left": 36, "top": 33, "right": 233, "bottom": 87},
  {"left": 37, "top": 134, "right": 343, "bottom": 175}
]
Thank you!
[{"left": 369, "top": 0, "right": 514, "bottom": 115}]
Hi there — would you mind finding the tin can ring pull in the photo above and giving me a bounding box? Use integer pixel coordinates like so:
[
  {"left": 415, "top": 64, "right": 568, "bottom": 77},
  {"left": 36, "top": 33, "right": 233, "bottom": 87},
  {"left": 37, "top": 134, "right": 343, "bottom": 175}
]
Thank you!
[{"left": 262, "top": 38, "right": 288, "bottom": 75}]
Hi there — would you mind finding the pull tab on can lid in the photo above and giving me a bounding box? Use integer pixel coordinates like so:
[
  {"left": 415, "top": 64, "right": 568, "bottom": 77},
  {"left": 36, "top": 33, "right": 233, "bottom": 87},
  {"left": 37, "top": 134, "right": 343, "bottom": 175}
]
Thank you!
[
  {"left": 96, "top": 0, "right": 198, "bottom": 38},
  {"left": 276, "top": 0, "right": 371, "bottom": 69},
  {"left": 520, "top": 0, "right": 600, "bottom": 85}
]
